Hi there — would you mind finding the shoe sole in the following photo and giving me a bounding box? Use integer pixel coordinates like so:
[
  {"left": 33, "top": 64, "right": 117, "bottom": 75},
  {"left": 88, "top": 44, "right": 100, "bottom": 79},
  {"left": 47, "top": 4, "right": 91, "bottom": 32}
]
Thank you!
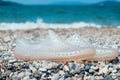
[
  {"left": 14, "top": 51, "right": 95, "bottom": 62},
  {"left": 86, "top": 49, "right": 118, "bottom": 61}
]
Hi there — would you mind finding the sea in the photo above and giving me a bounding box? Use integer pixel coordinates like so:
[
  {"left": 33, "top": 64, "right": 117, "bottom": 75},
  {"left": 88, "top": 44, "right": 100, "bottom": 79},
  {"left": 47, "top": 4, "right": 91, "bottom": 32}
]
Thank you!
[{"left": 0, "top": 5, "right": 120, "bottom": 30}]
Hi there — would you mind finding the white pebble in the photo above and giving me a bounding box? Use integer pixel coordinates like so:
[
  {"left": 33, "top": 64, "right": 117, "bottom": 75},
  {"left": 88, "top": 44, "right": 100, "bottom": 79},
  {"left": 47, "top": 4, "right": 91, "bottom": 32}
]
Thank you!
[
  {"left": 64, "top": 65, "right": 69, "bottom": 71},
  {"left": 51, "top": 73, "right": 59, "bottom": 80}
]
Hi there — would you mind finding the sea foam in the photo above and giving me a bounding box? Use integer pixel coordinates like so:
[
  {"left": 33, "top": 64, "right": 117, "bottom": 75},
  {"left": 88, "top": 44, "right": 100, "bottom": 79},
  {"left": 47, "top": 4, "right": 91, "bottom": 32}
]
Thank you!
[{"left": 0, "top": 19, "right": 118, "bottom": 31}]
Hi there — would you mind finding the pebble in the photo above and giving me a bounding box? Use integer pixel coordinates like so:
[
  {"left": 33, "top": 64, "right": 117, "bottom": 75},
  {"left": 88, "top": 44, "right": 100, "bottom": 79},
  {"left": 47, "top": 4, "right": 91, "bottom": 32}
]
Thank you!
[
  {"left": 64, "top": 65, "right": 69, "bottom": 72},
  {"left": 38, "top": 68, "right": 47, "bottom": 72},
  {"left": 64, "top": 72, "right": 71, "bottom": 78},
  {"left": 33, "top": 72, "right": 41, "bottom": 79},
  {"left": 59, "top": 76, "right": 65, "bottom": 80},
  {"left": 66, "top": 77, "right": 72, "bottom": 80},
  {"left": 12, "top": 76, "right": 19, "bottom": 80},
  {"left": 108, "top": 67, "right": 114, "bottom": 72},
  {"left": 112, "top": 69, "right": 117, "bottom": 73},
  {"left": 17, "top": 72, "right": 24, "bottom": 78},
  {"left": 99, "top": 65, "right": 108, "bottom": 74},
  {"left": 51, "top": 73, "right": 59, "bottom": 80},
  {"left": 8, "top": 59, "right": 17, "bottom": 63},
  {"left": 29, "top": 65, "right": 37, "bottom": 73},
  {"left": 104, "top": 75, "right": 114, "bottom": 80},
  {"left": 85, "top": 64, "right": 91, "bottom": 72},
  {"left": 59, "top": 70, "right": 65, "bottom": 76},
  {"left": 21, "top": 63, "right": 29, "bottom": 69},
  {"left": 23, "top": 76, "right": 30, "bottom": 80},
  {"left": 89, "top": 69, "right": 95, "bottom": 75},
  {"left": 4, "top": 36, "right": 11, "bottom": 42},
  {"left": 57, "top": 63, "right": 63, "bottom": 69},
  {"left": 7, "top": 65, "right": 15, "bottom": 71}
]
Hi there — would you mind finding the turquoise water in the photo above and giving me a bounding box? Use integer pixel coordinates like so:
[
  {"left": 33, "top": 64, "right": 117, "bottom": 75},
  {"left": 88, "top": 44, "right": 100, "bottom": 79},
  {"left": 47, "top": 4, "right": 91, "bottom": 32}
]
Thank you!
[{"left": 0, "top": 5, "right": 120, "bottom": 30}]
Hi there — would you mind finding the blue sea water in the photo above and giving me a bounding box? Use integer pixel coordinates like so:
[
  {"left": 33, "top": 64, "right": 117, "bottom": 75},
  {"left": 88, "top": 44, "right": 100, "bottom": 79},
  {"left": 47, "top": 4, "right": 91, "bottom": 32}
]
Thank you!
[{"left": 0, "top": 5, "right": 120, "bottom": 30}]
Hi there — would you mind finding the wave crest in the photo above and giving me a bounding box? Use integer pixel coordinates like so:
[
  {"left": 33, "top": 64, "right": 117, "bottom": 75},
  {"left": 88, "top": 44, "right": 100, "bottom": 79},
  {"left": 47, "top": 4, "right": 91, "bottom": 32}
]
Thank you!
[{"left": 0, "top": 19, "right": 118, "bottom": 30}]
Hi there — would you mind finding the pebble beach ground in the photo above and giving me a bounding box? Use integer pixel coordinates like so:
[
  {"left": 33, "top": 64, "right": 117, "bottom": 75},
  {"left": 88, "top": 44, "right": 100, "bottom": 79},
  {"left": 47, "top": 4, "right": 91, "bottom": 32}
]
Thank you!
[{"left": 0, "top": 27, "right": 120, "bottom": 80}]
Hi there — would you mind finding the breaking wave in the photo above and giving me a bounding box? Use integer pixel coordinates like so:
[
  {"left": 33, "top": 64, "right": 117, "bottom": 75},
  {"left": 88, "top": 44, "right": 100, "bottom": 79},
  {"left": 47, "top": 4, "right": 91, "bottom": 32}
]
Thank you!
[{"left": 0, "top": 19, "right": 119, "bottom": 31}]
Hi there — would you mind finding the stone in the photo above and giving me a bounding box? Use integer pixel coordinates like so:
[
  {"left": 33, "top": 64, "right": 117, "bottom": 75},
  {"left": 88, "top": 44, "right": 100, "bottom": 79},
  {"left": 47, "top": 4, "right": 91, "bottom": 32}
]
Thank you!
[
  {"left": 57, "top": 63, "right": 63, "bottom": 69},
  {"left": 33, "top": 61, "right": 40, "bottom": 69},
  {"left": 33, "top": 72, "right": 41, "bottom": 79},
  {"left": 68, "top": 62, "right": 76, "bottom": 70},
  {"left": 99, "top": 65, "right": 108, "bottom": 74},
  {"left": 9, "top": 59, "right": 16, "bottom": 63},
  {"left": 7, "top": 65, "right": 15, "bottom": 71},
  {"left": 51, "top": 73, "right": 59, "bottom": 80},
  {"left": 59, "top": 70, "right": 65, "bottom": 76},
  {"left": 111, "top": 73, "right": 117, "bottom": 79},
  {"left": 72, "top": 77, "right": 77, "bottom": 80},
  {"left": 69, "top": 69, "right": 76, "bottom": 75},
  {"left": 104, "top": 75, "right": 114, "bottom": 80},
  {"left": 80, "top": 64, "right": 85, "bottom": 68},
  {"left": 4, "top": 36, "right": 11, "bottom": 42},
  {"left": 29, "top": 78, "right": 37, "bottom": 80},
  {"left": 23, "top": 76, "right": 30, "bottom": 80},
  {"left": 98, "top": 62, "right": 106, "bottom": 68},
  {"left": 85, "top": 64, "right": 91, "bottom": 72},
  {"left": 64, "top": 72, "right": 71, "bottom": 78},
  {"left": 66, "top": 77, "right": 72, "bottom": 80},
  {"left": 108, "top": 67, "right": 114, "bottom": 72},
  {"left": 38, "top": 68, "right": 47, "bottom": 72},
  {"left": 17, "top": 72, "right": 24, "bottom": 78},
  {"left": 89, "top": 69, "right": 95, "bottom": 75},
  {"left": 59, "top": 76, "right": 65, "bottom": 80},
  {"left": 29, "top": 65, "right": 37, "bottom": 73},
  {"left": 4, "top": 70, "right": 12, "bottom": 75},
  {"left": 48, "top": 62, "right": 58, "bottom": 69},
  {"left": 12, "top": 76, "right": 19, "bottom": 80},
  {"left": 64, "top": 65, "right": 69, "bottom": 72},
  {"left": 21, "top": 63, "right": 29, "bottom": 69},
  {"left": 24, "top": 71, "right": 32, "bottom": 76},
  {"left": 75, "top": 66, "right": 81, "bottom": 73},
  {"left": 112, "top": 69, "right": 117, "bottom": 73}
]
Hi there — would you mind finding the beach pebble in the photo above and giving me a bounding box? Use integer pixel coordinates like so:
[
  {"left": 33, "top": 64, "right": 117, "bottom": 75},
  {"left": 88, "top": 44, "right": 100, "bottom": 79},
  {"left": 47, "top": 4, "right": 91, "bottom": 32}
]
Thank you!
[
  {"left": 98, "top": 62, "right": 106, "bottom": 68},
  {"left": 68, "top": 62, "right": 76, "bottom": 69},
  {"left": 21, "top": 63, "right": 29, "bottom": 69},
  {"left": 85, "top": 64, "right": 91, "bottom": 72},
  {"left": 33, "top": 72, "right": 41, "bottom": 79},
  {"left": 18, "top": 72, "right": 24, "bottom": 78},
  {"left": 51, "top": 73, "right": 59, "bottom": 80},
  {"left": 89, "top": 69, "right": 95, "bottom": 75},
  {"left": 72, "top": 77, "right": 77, "bottom": 80},
  {"left": 29, "top": 65, "right": 37, "bottom": 73},
  {"left": 38, "top": 68, "right": 47, "bottom": 72},
  {"left": 108, "top": 67, "right": 114, "bottom": 72},
  {"left": 59, "top": 70, "right": 65, "bottom": 76},
  {"left": 57, "top": 63, "right": 63, "bottom": 69},
  {"left": 9, "top": 59, "right": 16, "bottom": 63},
  {"left": 80, "top": 64, "right": 85, "bottom": 68},
  {"left": 64, "top": 72, "right": 71, "bottom": 78},
  {"left": 112, "top": 69, "right": 117, "bottom": 73},
  {"left": 7, "top": 65, "right": 15, "bottom": 71},
  {"left": 99, "top": 65, "right": 108, "bottom": 74},
  {"left": 104, "top": 75, "right": 114, "bottom": 80},
  {"left": 29, "top": 78, "right": 37, "bottom": 80},
  {"left": 66, "top": 77, "right": 72, "bottom": 80},
  {"left": 4, "top": 36, "right": 11, "bottom": 42},
  {"left": 23, "top": 76, "right": 30, "bottom": 80},
  {"left": 59, "top": 76, "right": 65, "bottom": 80},
  {"left": 64, "top": 65, "right": 69, "bottom": 71},
  {"left": 12, "top": 76, "right": 19, "bottom": 80}
]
